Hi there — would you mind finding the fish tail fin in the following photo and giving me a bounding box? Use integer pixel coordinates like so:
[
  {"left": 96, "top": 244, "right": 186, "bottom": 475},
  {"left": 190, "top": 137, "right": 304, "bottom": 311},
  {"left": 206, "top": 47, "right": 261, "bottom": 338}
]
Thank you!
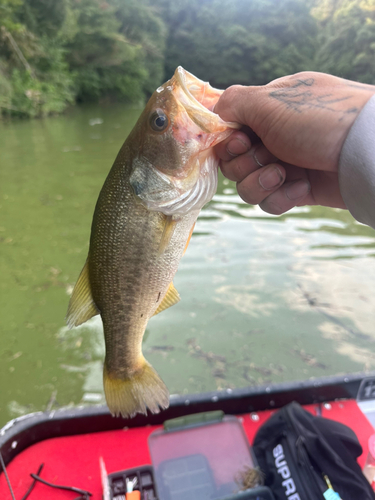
[{"left": 103, "top": 358, "right": 169, "bottom": 418}]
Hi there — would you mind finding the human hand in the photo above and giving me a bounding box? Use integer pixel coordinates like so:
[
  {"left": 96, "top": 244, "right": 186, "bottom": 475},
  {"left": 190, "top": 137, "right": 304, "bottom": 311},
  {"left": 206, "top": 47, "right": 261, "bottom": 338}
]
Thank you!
[{"left": 214, "top": 72, "right": 375, "bottom": 214}]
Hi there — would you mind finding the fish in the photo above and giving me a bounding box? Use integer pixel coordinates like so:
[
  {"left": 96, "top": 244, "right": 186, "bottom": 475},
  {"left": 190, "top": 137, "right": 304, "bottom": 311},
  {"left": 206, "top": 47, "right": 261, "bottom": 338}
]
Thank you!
[{"left": 66, "top": 66, "right": 239, "bottom": 418}]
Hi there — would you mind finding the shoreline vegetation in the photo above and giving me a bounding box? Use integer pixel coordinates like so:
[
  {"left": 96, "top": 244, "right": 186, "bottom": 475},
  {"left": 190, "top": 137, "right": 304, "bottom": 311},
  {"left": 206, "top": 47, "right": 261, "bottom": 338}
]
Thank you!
[{"left": 1, "top": 0, "right": 374, "bottom": 119}]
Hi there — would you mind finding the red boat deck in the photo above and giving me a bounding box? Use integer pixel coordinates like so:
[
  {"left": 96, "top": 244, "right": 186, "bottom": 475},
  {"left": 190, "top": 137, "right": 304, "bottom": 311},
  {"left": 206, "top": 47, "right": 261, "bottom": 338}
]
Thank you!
[{"left": 1, "top": 400, "right": 373, "bottom": 500}]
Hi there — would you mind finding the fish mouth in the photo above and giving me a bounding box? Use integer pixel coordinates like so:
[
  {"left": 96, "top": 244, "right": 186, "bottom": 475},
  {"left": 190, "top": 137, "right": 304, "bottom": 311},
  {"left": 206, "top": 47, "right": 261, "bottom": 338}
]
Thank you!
[{"left": 173, "top": 66, "right": 240, "bottom": 133}]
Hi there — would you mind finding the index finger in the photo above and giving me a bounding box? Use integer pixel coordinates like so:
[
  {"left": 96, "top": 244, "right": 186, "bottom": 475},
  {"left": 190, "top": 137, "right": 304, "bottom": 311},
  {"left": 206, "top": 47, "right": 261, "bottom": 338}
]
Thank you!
[{"left": 214, "top": 130, "right": 252, "bottom": 162}]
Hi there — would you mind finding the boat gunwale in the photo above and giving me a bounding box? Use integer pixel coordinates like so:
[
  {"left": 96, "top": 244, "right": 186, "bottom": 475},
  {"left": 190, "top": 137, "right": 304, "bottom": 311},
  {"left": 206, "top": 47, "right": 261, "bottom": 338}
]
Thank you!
[{"left": 1, "top": 371, "right": 374, "bottom": 470}]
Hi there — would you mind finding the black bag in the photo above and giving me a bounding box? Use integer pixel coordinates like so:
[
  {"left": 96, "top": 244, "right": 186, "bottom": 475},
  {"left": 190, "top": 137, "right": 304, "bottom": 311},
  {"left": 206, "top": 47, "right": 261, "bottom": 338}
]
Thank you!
[{"left": 253, "top": 401, "right": 375, "bottom": 500}]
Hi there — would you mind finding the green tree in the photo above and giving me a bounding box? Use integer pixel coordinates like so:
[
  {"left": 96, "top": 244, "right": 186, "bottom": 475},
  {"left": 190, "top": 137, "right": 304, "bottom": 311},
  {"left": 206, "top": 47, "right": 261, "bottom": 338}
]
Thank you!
[
  {"left": 0, "top": 0, "right": 23, "bottom": 31},
  {"left": 64, "top": 0, "right": 165, "bottom": 103},
  {"left": 18, "top": 0, "right": 69, "bottom": 37},
  {"left": 0, "top": 0, "right": 166, "bottom": 116},
  {"left": 6, "top": 0, "right": 374, "bottom": 119},
  {"left": 111, "top": 0, "right": 166, "bottom": 96},
  {"left": 160, "top": 0, "right": 317, "bottom": 87},
  {"left": 313, "top": 0, "right": 375, "bottom": 83},
  {"left": 0, "top": 0, "right": 75, "bottom": 116}
]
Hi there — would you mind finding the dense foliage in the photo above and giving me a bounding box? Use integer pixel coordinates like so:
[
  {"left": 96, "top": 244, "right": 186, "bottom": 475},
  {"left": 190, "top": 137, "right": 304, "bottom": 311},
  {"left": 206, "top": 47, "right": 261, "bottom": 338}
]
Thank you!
[
  {"left": 313, "top": 0, "right": 375, "bottom": 83},
  {"left": 0, "top": 0, "right": 374, "bottom": 118},
  {"left": 160, "top": 0, "right": 317, "bottom": 87},
  {"left": 0, "top": 0, "right": 165, "bottom": 116}
]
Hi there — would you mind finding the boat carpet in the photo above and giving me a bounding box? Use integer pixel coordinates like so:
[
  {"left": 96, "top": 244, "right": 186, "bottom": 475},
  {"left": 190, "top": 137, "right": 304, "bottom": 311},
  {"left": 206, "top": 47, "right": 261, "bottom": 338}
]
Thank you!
[{"left": 0, "top": 400, "right": 373, "bottom": 500}]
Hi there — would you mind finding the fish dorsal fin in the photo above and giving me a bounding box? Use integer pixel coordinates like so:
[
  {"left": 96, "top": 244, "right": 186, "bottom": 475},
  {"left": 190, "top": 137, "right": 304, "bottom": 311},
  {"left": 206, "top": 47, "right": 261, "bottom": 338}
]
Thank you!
[
  {"left": 66, "top": 259, "right": 100, "bottom": 328},
  {"left": 153, "top": 282, "right": 180, "bottom": 316}
]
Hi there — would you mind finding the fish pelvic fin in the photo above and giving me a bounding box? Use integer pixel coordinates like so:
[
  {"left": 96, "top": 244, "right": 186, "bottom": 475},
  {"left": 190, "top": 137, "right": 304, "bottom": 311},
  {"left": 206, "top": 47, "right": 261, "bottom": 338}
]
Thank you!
[
  {"left": 103, "top": 359, "right": 170, "bottom": 418},
  {"left": 66, "top": 258, "right": 99, "bottom": 328},
  {"left": 153, "top": 282, "right": 180, "bottom": 316}
]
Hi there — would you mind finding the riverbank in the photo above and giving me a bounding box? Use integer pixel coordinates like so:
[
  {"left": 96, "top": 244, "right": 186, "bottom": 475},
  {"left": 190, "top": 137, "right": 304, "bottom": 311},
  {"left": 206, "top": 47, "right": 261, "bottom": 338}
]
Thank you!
[{"left": 1, "top": 0, "right": 374, "bottom": 119}]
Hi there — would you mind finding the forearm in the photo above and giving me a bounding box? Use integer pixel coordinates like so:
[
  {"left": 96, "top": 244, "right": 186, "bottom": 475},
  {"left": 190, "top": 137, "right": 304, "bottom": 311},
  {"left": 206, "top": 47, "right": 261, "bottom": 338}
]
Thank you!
[{"left": 339, "top": 94, "right": 375, "bottom": 230}]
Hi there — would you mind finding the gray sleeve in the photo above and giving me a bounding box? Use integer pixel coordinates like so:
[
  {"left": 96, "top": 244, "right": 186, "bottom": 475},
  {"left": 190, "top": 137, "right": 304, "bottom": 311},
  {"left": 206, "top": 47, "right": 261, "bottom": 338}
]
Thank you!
[{"left": 339, "top": 94, "right": 375, "bottom": 229}]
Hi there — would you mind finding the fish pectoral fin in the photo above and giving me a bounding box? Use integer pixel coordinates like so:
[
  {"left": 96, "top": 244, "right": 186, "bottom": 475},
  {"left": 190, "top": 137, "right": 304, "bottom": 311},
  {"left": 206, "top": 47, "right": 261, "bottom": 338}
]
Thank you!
[
  {"left": 153, "top": 282, "right": 180, "bottom": 316},
  {"left": 158, "top": 215, "right": 178, "bottom": 255},
  {"left": 66, "top": 258, "right": 100, "bottom": 328},
  {"left": 183, "top": 222, "right": 196, "bottom": 256}
]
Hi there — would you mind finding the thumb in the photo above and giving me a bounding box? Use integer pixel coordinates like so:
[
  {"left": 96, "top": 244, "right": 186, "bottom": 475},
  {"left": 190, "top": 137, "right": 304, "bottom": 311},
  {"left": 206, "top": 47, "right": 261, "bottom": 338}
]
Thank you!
[{"left": 215, "top": 85, "right": 264, "bottom": 129}]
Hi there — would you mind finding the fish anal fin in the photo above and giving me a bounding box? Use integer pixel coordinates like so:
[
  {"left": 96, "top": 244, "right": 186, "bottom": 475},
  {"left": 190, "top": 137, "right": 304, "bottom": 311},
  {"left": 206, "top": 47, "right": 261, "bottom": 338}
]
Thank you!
[
  {"left": 66, "top": 258, "right": 99, "bottom": 328},
  {"left": 159, "top": 216, "right": 178, "bottom": 255},
  {"left": 183, "top": 222, "right": 196, "bottom": 256},
  {"left": 153, "top": 282, "right": 180, "bottom": 316}
]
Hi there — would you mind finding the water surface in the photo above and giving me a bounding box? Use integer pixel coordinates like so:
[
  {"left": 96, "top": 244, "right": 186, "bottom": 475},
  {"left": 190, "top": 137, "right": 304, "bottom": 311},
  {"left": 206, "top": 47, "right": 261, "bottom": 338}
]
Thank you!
[{"left": 1, "top": 104, "right": 375, "bottom": 426}]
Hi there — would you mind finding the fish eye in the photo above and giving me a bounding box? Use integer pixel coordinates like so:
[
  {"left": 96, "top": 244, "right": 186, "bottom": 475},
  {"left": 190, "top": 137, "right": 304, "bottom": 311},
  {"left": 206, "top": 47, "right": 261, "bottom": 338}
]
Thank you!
[{"left": 150, "top": 110, "right": 168, "bottom": 132}]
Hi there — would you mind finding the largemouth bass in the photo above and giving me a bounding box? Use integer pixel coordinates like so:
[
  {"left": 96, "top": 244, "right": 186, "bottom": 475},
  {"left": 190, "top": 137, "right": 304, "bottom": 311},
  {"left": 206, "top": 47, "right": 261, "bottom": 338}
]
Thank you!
[{"left": 66, "top": 67, "right": 239, "bottom": 418}]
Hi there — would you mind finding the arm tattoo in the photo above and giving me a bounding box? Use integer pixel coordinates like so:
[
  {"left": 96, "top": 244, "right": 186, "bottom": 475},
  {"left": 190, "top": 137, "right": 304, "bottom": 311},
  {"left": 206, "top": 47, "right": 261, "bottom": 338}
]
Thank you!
[{"left": 269, "top": 78, "right": 357, "bottom": 114}]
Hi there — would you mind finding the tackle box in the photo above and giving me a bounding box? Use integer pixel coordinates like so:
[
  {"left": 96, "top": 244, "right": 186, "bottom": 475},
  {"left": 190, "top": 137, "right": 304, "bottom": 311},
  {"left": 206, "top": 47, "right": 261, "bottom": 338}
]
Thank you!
[
  {"left": 148, "top": 411, "right": 274, "bottom": 500},
  {"left": 108, "top": 465, "right": 157, "bottom": 500}
]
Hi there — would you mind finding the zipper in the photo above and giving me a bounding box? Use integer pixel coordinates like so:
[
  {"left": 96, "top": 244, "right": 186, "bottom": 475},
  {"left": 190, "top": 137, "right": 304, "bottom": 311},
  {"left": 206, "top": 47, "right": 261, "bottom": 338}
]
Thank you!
[
  {"left": 284, "top": 405, "right": 326, "bottom": 499},
  {"left": 295, "top": 435, "right": 325, "bottom": 499}
]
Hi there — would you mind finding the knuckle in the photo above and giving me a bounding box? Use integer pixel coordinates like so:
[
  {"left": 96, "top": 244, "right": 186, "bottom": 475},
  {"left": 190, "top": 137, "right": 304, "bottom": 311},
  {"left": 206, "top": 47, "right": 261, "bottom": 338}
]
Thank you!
[
  {"left": 230, "top": 154, "right": 257, "bottom": 182},
  {"left": 222, "top": 85, "right": 244, "bottom": 103},
  {"left": 292, "top": 70, "right": 316, "bottom": 81},
  {"left": 217, "top": 85, "right": 248, "bottom": 121},
  {"left": 233, "top": 159, "right": 245, "bottom": 180},
  {"left": 231, "top": 156, "right": 248, "bottom": 181}
]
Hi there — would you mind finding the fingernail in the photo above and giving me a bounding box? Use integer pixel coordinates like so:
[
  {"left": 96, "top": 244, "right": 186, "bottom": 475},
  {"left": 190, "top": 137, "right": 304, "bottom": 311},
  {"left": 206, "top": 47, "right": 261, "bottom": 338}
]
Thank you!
[
  {"left": 259, "top": 165, "right": 284, "bottom": 190},
  {"left": 227, "top": 138, "right": 249, "bottom": 156},
  {"left": 286, "top": 180, "right": 311, "bottom": 200}
]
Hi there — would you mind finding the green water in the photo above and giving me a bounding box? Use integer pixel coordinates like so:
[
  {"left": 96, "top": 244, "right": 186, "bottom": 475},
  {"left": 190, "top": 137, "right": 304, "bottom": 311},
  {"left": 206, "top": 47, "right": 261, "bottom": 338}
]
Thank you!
[{"left": 1, "top": 104, "right": 375, "bottom": 427}]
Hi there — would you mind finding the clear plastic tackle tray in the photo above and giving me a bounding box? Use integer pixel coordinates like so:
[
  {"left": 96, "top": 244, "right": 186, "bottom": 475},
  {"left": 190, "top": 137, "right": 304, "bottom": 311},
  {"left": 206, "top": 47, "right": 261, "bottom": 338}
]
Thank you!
[{"left": 148, "top": 411, "right": 265, "bottom": 500}]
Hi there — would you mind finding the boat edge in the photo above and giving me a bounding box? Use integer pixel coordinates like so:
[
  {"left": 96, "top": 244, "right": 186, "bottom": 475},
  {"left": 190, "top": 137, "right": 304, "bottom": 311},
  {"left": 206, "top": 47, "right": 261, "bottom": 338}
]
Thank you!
[{"left": 1, "top": 371, "right": 374, "bottom": 470}]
